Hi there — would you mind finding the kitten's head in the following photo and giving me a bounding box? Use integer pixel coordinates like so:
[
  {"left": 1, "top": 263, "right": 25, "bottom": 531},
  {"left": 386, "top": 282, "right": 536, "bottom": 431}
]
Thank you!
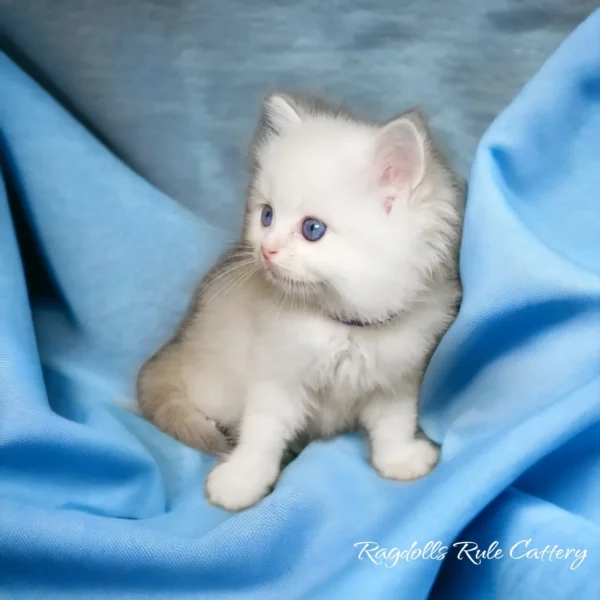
[{"left": 244, "top": 93, "right": 463, "bottom": 322}]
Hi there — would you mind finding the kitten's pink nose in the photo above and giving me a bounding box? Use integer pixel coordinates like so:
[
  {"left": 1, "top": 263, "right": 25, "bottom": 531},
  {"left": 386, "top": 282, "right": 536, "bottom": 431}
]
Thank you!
[{"left": 261, "top": 244, "right": 279, "bottom": 262}]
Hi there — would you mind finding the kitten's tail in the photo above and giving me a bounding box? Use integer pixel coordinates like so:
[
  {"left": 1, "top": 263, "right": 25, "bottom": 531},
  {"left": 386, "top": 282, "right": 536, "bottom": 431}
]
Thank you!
[{"left": 136, "top": 346, "right": 230, "bottom": 455}]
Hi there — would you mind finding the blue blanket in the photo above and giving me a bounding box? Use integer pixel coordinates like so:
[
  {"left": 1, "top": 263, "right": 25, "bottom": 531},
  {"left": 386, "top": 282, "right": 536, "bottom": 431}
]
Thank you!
[{"left": 1, "top": 11, "right": 599, "bottom": 599}]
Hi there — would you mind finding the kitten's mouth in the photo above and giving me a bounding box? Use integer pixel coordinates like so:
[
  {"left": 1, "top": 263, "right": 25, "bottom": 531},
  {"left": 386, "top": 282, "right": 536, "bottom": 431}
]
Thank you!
[
  {"left": 260, "top": 260, "right": 312, "bottom": 291},
  {"left": 260, "top": 258, "right": 283, "bottom": 279},
  {"left": 263, "top": 264, "right": 300, "bottom": 286}
]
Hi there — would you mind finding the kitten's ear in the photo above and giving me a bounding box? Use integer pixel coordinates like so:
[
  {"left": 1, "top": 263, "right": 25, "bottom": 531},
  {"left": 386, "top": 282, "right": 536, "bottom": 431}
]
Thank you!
[
  {"left": 262, "top": 93, "right": 303, "bottom": 136},
  {"left": 374, "top": 112, "right": 426, "bottom": 211}
]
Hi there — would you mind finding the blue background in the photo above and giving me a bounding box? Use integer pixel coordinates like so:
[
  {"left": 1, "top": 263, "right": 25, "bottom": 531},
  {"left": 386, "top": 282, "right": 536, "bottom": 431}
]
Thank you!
[{"left": 1, "top": 6, "right": 600, "bottom": 600}]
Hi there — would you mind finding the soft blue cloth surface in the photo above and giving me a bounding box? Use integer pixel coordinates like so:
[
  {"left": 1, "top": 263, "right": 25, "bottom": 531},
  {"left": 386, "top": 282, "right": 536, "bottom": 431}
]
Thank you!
[{"left": 1, "top": 10, "right": 600, "bottom": 600}]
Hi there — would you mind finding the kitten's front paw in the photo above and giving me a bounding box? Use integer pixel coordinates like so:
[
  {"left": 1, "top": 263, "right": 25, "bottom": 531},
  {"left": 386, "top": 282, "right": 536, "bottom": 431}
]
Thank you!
[
  {"left": 372, "top": 438, "right": 440, "bottom": 481},
  {"left": 205, "top": 459, "right": 275, "bottom": 512}
]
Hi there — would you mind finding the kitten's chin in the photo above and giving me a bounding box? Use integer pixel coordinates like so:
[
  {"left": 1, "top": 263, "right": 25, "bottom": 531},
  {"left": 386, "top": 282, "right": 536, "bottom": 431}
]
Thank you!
[
  {"left": 260, "top": 264, "right": 320, "bottom": 297},
  {"left": 262, "top": 266, "right": 301, "bottom": 288}
]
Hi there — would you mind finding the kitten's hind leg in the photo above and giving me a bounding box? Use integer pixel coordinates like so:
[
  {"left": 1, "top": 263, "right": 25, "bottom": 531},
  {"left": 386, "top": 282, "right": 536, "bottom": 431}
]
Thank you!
[
  {"left": 360, "top": 388, "right": 440, "bottom": 481},
  {"left": 137, "top": 344, "right": 230, "bottom": 455}
]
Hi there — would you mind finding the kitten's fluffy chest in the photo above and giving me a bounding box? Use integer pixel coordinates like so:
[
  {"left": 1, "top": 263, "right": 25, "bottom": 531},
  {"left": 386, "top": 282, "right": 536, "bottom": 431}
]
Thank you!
[
  {"left": 306, "top": 331, "right": 376, "bottom": 436},
  {"left": 267, "top": 309, "right": 429, "bottom": 387},
  {"left": 309, "top": 328, "right": 379, "bottom": 395},
  {"left": 261, "top": 311, "right": 415, "bottom": 431}
]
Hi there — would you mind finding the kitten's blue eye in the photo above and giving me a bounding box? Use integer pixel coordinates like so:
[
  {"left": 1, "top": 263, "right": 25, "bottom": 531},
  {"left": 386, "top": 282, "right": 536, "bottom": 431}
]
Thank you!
[
  {"left": 261, "top": 204, "right": 273, "bottom": 227},
  {"left": 301, "top": 217, "right": 327, "bottom": 242}
]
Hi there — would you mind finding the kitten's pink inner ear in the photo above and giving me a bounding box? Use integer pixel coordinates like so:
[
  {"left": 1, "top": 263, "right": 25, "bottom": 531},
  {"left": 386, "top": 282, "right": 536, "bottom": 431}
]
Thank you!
[
  {"left": 383, "top": 196, "right": 394, "bottom": 214},
  {"left": 376, "top": 117, "right": 425, "bottom": 195},
  {"left": 381, "top": 165, "right": 396, "bottom": 186}
]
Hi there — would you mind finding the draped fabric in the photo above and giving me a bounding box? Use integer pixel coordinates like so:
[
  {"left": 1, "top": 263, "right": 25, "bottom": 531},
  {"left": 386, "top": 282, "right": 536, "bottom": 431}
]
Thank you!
[{"left": 1, "top": 10, "right": 599, "bottom": 600}]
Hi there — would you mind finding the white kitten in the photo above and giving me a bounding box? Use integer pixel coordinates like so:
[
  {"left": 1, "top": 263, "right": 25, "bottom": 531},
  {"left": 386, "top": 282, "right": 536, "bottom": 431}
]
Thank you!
[{"left": 137, "top": 93, "right": 464, "bottom": 511}]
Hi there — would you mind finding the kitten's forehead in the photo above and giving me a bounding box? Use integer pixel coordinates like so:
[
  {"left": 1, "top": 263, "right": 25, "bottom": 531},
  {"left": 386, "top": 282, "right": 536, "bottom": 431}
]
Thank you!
[{"left": 259, "top": 118, "right": 374, "bottom": 204}]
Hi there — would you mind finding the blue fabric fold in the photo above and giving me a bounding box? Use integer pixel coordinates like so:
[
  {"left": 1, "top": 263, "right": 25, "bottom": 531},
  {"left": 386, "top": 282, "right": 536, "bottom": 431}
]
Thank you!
[{"left": 1, "top": 11, "right": 599, "bottom": 599}]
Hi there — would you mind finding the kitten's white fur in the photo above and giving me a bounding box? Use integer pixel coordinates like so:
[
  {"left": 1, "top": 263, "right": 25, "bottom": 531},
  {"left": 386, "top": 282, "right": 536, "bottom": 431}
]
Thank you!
[{"left": 137, "top": 93, "right": 464, "bottom": 511}]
